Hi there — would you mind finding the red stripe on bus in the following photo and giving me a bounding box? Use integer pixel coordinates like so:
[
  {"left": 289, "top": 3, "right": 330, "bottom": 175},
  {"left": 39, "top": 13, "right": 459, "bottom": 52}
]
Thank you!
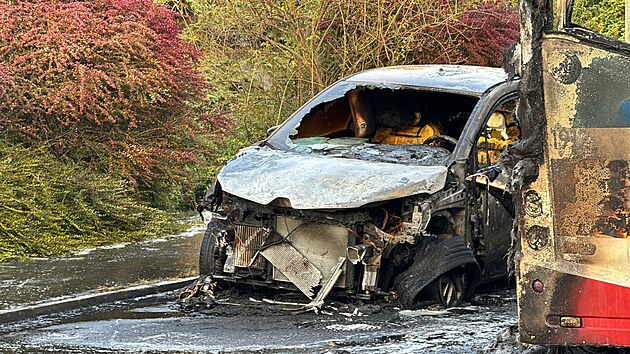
[{"left": 573, "top": 277, "right": 630, "bottom": 346}]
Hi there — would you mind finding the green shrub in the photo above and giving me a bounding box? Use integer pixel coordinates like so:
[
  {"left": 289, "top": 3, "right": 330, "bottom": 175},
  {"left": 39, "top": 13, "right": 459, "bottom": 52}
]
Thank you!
[
  {"left": 0, "top": 0, "right": 233, "bottom": 210},
  {"left": 573, "top": 0, "right": 625, "bottom": 40},
  {"left": 0, "top": 140, "right": 187, "bottom": 261}
]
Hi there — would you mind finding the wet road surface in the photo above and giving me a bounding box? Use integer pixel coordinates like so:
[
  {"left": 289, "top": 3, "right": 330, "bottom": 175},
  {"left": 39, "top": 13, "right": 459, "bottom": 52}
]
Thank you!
[
  {"left": 0, "top": 218, "right": 538, "bottom": 353},
  {"left": 0, "top": 287, "right": 520, "bottom": 353},
  {"left": 0, "top": 221, "right": 205, "bottom": 310}
]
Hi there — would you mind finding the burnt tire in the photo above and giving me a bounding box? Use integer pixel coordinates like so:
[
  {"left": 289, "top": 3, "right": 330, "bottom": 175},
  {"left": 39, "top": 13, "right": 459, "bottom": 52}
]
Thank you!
[
  {"left": 199, "top": 224, "right": 219, "bottom": 275},
  {"left": 393, "top": 237, "right": 480, "bottom": 308}
]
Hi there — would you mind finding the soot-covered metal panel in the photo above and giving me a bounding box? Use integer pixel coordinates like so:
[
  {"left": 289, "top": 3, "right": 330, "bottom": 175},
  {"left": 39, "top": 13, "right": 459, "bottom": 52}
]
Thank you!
[{"left": 218, "top": 147, "right": 448, "bottom": 210}]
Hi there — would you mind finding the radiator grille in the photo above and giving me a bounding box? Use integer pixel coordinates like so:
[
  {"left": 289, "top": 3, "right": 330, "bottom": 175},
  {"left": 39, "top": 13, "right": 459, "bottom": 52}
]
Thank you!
[{"left": 233, "top": 224, "right": 268, "bottom": 268}]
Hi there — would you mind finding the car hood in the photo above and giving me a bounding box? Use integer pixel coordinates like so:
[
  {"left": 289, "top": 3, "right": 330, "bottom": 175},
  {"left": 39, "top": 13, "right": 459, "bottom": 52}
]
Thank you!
[{"left": 217, "top": 147, "right": 448, "bottom": 210}]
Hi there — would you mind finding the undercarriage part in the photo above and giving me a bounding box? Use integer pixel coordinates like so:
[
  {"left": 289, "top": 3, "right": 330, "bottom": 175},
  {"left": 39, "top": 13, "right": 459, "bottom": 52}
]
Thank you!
[
  {"left": 287, "top": 257, "right": 347, "bottom": 313},
  {"left": 347, "top": 244, "right": 373, "bottom": 264},
  {"left": 364, "top": 223, "right": 414, "bottom": 245},
  {"left": 177, "top": 275, "right": 217, "bottom": 309},
  {"left": 273, "top": 217, "right": 350, "bottom": 289},
  {"left": 223, "top": 245, "right": 235, "bottom": 273},
  {"left": 393, "top": 236, "right": 480, "bottom": 308},
  {"left": 361, "top": 263, "right": 379, "bottom": 292},
  {"left": 346, "top": 243, "right": 381, "bottom": 293},
  {"left": 260, "top": 242, "right": 323, "bottom": 299}
]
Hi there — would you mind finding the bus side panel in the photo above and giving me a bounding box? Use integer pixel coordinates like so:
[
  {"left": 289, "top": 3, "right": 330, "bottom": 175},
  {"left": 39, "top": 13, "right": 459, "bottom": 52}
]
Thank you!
[
  {"left": 520, "top": 267, "right": 630, "bottom": 346},
  {"left": 518, "top": 32, "right": 630, "bottom": 347},
  {"left": 574, "top": 277, "right": 630, "bottom": 345}
]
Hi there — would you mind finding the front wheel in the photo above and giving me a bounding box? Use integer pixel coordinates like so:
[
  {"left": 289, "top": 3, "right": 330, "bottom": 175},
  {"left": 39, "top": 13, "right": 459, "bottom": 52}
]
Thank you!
[
  {"left": 199, "top": 224, "right": 220, "bottom": 275},
  {"left": 432, "top": 271, "right": 467, "bottom": 307}
]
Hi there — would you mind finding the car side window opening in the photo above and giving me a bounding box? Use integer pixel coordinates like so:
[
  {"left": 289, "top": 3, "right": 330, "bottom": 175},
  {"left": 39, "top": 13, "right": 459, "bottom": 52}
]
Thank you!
[
  {"left": 475, "top": 98, "right": 520, "bottom": 168},
  {"left": 287, "top": 86, "right": 479, "bottom": 165}
]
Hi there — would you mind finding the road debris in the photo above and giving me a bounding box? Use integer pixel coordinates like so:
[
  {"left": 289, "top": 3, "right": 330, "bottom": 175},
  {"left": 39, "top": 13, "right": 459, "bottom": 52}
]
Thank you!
[{"left": 177, "top": 275, "right": 217, "bottom": 309}]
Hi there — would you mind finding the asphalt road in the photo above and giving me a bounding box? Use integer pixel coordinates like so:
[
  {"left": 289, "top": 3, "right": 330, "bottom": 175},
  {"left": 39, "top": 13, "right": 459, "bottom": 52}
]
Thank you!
[
  {"left": 0, "top": 220, "right": 546, "bottom": 353},
  {"left": 0, "top": 223, "right": 204, "bottom": 311},
  {"left": 0, "top": 286, "right": 530, "bottom": 353}
]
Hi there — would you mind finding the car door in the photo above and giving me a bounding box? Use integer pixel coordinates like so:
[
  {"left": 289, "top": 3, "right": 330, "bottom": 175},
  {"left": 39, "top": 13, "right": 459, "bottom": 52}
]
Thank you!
[{"left": 468, "top": 94, "right": 519, "bottom": 280}]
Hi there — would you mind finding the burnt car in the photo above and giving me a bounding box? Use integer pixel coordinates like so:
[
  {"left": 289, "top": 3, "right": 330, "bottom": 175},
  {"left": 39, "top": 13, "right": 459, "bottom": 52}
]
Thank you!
[{"left": 197, "top": 65, "right": 519, "bottom": 308}]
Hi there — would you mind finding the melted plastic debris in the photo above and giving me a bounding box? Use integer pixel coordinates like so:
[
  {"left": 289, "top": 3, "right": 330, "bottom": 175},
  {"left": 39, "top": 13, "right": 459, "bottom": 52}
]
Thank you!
[
  {"left": 340, "top": 308, "right": 366, "bottom": 317},
  {"left": 177, "top": 275, "right": 217, "bottom": 308},
  {"left": 399, "top": 309, "right": 450, "bottom": 317}
]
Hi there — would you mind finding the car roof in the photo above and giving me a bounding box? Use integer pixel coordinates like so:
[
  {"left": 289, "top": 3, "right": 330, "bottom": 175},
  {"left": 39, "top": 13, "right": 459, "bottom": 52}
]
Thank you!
[{"left": 343, "top": 65, "right": 509, "bottom": 96}]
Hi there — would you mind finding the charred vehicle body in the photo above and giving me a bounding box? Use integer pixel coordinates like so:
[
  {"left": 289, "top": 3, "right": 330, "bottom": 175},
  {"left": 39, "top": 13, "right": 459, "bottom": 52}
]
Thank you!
[
  {"left": 198, "top": 65, "right": 519, "bottom": 308},
  {"left": 513, "top": 0, "right": 630, "bottom": 347}
]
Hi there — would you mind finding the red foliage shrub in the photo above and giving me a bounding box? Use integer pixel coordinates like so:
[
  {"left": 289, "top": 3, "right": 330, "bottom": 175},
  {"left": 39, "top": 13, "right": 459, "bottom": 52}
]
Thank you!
[
  {"left": 0, "top": 63, "right": 19, "bottom": 123},
  {"left": 414, "top": 0, "right": 520, "bottom": 67},
  {"left": 0, "top": 0, "right": 229, "bottom": 195}
]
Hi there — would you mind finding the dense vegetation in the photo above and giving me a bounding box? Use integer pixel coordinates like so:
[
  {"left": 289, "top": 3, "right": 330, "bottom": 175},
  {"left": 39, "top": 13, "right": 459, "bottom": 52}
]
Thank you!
[
  {"left": 3, "top": 0, "right": 622, "bottom": 261},
  {"left": 573, "top": 0, "right": 625, "bottom": 40},
  {"left": 0, "top": 141, "right": 183, "bottom": 260},
  {"left": 175, "top": 0, "right": 521, "bottom": 163},
  {"left": 0, "top": 0, "right": 223, "bottom": 261}
]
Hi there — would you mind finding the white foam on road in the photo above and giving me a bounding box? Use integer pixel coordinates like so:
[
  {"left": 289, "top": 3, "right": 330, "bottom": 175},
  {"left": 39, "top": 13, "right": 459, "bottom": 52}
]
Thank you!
[{"left": 325, "top": 323, "right": 380, "bottom": 331}]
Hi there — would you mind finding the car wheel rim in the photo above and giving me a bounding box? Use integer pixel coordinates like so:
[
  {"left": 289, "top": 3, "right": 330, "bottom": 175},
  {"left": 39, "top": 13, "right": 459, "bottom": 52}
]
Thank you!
[{"left": 437, "top": 273, "right": 467, "bottom": 307}]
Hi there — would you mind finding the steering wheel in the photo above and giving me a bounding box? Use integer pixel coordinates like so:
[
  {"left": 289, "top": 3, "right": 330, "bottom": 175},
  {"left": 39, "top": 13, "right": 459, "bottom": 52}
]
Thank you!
[{"left": 424, "top": 134, "right": 458, "bottom": 151}]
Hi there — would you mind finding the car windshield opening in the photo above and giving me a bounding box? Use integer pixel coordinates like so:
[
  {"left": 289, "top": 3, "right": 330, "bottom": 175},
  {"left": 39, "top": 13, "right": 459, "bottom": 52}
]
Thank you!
[{"left": 284, "top": 86, "right": 479, "bottom": 166}]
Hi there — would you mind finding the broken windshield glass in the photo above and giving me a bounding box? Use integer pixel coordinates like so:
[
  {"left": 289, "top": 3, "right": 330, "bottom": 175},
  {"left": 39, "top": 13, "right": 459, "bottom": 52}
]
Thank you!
[{"left": 268, "top": 81, "right": 478, "bottom": 166}]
